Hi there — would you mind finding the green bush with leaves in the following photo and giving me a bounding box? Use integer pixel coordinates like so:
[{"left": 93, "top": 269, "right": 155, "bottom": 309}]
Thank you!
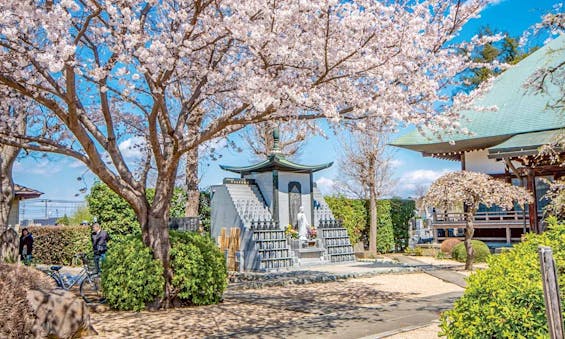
[
  {"left": 451, "top": 240, "right": 490, "bottom": 263},
  {"left": 376, "top": 200, "right": 394, "bottom": 253},
  {"left": 87, "top": 182, "right": 189, "bottom": 237},
  {"left": 325, "top": 196, "right": 368, "bottom": 245},
  {"left": 326, "top": 196, "right": 395, "bottom": 251},
  {"left": 100, "top": 236, "right": 164, "bottom": 311},
  {"left": 27, "top": 226, "right": 91, "bottom": 265},
  {"left": 389, "top": 199, "right": 416, "bottom": 252},
  {"left": 441, "top": 220, "right": 565, "bottom": 338},
  {"left": 198, "top": 192, "right": 212, "bottom": 234},
  {"left": 169, "top": 231, "right": 227, "bottom": 305}
]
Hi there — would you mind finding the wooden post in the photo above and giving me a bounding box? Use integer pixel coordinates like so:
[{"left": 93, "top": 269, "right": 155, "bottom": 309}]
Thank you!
[
  {"left": 527, "top": 169, "right": 539, "bottom": 233},
  {"left": 505, "top": 226, "right": 511, "bottom": 244},
  {"left": 538, "top": 246, "right": 564, "bottom": 339}
]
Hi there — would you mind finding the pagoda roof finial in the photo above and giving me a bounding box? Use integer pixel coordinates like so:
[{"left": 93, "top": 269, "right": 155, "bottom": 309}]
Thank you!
[{"left": 272, "top": 127, "right": 281, "bottom": 154}]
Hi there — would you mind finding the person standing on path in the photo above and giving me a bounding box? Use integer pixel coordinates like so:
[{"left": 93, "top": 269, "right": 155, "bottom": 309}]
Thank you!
[
  {"left": 19, "top": 228, "right": 33, "bottom": 265},
  {"left": 91, "top": 223, "right": 109, "bottom": 272}
]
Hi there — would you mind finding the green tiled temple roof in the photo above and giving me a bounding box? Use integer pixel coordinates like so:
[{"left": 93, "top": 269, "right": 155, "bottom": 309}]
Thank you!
[
  {"left": 220, "top": 153, "right": 333, "bottom": 175},
  {"left": 488, "top": 129, "right": 563, "bottom": 159},
  {"left": 391, "top": 34, "right": 565, "bottom": 155}
]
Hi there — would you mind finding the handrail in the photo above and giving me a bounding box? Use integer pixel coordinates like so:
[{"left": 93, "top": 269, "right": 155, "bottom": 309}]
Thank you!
[{"left": 433, "top": 210, "right": 529, "bottom": 223}]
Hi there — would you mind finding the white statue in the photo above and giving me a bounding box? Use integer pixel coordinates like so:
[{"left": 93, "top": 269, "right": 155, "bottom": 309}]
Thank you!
[{"left": 297, "top": 206, "right": 309, "bottom": 241}]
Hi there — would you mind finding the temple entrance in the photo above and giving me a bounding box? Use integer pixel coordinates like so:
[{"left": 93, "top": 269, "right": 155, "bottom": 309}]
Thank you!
[{"left": 288, "top": 182, "right": 301, "bottom": 227}]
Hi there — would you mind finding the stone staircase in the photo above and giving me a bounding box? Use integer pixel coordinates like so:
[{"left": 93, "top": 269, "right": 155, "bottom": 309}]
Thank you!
[
  {"left": 225, "top": 184, "right": 293, "bottom": 271},
  {"left": 313, "top": 186, "right": 335, "bottom": 226},
  {"left": 226, "top": 184, "right": 272, "bottom": 225},
  {"left": 318, "top": 220, "right": 356, "bottom": 263}
]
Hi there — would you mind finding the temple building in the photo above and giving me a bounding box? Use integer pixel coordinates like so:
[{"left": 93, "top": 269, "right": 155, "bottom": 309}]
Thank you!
[
  {"left": 211, "top": 129, "right": 355, "bottom": 271},
  {"left": 391, "top": 34, "right": 564, "bottom": 244}
]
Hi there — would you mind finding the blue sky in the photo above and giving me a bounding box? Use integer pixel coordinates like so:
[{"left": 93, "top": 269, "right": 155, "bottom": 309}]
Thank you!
[{"left": 13, "top": 0, "right": 562, "bottom": 218}]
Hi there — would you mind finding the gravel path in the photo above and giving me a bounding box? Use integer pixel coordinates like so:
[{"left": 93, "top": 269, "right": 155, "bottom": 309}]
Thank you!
[{"left": 85, "top": 272, "right": 462, "bottom": 338}]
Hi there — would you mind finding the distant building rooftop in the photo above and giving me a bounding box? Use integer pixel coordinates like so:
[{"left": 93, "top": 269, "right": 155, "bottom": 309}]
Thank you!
[{"left": 14, "top": 184, "right": 43, "bottom": 200}]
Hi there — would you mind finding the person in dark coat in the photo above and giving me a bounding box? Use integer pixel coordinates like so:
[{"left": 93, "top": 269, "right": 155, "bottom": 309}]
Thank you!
[
  {"left": 91, "top": 223, "right": 109, "bottom": 272},
  {"left": 19, "top": 228, "right": 33, "bottom": 265}
]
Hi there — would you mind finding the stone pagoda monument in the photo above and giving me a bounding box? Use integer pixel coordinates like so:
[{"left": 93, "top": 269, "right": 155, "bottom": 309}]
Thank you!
[{"left": 211, "top": 129, "right": 355, "bottom": 271}]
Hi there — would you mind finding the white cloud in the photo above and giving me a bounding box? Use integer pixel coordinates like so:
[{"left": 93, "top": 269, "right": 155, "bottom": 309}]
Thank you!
[
  {"left": 13, "top": 159, "right": 64, "bottom": 176},
  {"left": 68, "top": 160, "right": 86, "bottom": 169},
  {"left": 389, "top": 159, "right": 403, "bottom": 168},
  {"left": 316, "top": 176, "right": 336, "bottom": 195},
  {"left": 118, "top": 136, "right": 146, "bottom": 160},
  {"left": 397, "top": 168, "right": 453, "bottom": 197}
]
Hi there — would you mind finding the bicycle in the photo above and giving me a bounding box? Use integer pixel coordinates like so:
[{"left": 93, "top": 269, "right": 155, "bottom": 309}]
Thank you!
[{"left": 40, "top": 253, "right": 104, "bottom": 304}]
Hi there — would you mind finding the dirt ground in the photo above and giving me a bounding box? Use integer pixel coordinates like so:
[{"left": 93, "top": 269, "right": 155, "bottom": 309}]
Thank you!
[{"left": 85, "top": 272, "right": 461, "bottom": 338}]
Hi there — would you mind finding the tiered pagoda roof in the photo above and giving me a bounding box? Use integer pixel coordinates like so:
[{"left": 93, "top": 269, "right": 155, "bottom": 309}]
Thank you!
[{"left": 220, "top": 128, "right": 333, "bottom": 175}]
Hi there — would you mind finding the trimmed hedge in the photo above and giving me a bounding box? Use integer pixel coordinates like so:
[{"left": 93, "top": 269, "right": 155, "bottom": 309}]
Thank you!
[
  {"left": 451, "top": 240, "right": 490, "bottom": 263},
  {"left": 325, "top": 196, "right": 397, "bottom": 252},
  {"left": 389, "top": 199, "right": 416, "bottom": 252},
  {"left": 27, "top": 226, "right": 91, "bottom": 265},
  {"left": 440, "top": 221, "right": 565, "bottom": 338},
  {"left": 325, "top": 196, "right": 367, "bottom": 245},
  {"left": 376, "top": 200, "right": 394, "bottom": 253}
]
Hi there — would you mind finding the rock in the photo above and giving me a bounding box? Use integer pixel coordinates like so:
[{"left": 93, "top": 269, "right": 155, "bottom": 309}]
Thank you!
[
  {"left": 0, "top": 228, "right": 19, "bottom": 263},
  {"left": 27, "top": 288, "right": 98, "bottom": 338},
  {"left": 0, "top": 263, "right": 96, "bottom": 338}
]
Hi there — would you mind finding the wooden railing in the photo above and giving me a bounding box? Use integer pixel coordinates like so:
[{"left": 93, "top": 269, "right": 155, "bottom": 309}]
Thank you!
[
  {"left": 431, "top": 210, "right": 532, "bottom": 244},
  {"left": 433, "top": 211, "right": 528, "bottom": 225}
]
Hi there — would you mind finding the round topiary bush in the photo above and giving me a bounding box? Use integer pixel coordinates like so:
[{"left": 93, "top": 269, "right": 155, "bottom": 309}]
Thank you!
[
  {"left": 101, "top": 236, "right": 164, "bottom": 311},
  {"left": 440, "top": 238, "right": 462, "bottom": 254},
  {"left": 169, "top": 231, "right": 227, "bottom": 305},
  {"left": 440, "top": 221, "right": 565, "bottom": 338},
  {"left": 451, "top": 240, "right": 490, "bottom": 263}
]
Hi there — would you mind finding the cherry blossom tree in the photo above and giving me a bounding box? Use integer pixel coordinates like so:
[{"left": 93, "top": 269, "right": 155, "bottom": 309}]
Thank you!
[
  {"left": 0, "top": 0, "right": 497, "bottom": 305},
  {"left": 0, "top": 92, "right": 29, "bottom": 233},
  {"left": 424, "top": 171, "right": 532, "bottom": 270},
  {"left": 336, "top": 128, "right": 396, "bottom": 254}
]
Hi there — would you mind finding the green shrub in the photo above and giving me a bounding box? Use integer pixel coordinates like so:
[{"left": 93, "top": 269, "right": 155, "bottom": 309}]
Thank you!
[
  {"left": 86, "top": 182, "right": 141, "bottom": 237},
  {"left": 440, "top": 221, "right": 565, "bottom": 338},
  {"left": 101, "top": 236, "right": 164, "bottom": 311},
  {"left": 27, "top": 226, "right": 91, "bottom": 265},
  {"left": 389, "top": 199, "right": 416, "bottom": 252},
  {"left": 325, "top": 196, "right": 368, "bottom": 245},
  {"left": 101, "top": 232, "right": 227, "bottom": 311},
  {"left": 405, "top": 247, "right": 423, "bottom": 256},
  {"left": 87, "top": 182, "right": 207, "bottom": 237},
  {"left": 451, "top": 240, "right": 490, "bottom": 263},
  {"left": 440, "top": 238, "right": 461, "bottom": 254},
  {"left": 376, "top": 200, "right": 394, "bottom": 253},
  {"left": 169, "top": 231, "right": 227, "bottom": 305}
]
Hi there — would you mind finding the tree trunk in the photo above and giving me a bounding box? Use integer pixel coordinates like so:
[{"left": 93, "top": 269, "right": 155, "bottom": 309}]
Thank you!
[
  {"left": 143, "top": 212, "right": 172, "bottom": 307},
  {"left": 0, "top": 144, "right": 20, "bottom": 233},
  {"left": 464, "top": 210, "right": 476, "bottom": 271},
  {"left": 136, "top": 165, "right": 178, "bottom": 309},
  {"left": 0, "top": 143, "right": 21, "bottom": 263},
  {"left": 368, "top": 185, "right": 378, "bottom": 255},
  {"left": 184, "top": 147, "right": 200, "bottom": 217}
]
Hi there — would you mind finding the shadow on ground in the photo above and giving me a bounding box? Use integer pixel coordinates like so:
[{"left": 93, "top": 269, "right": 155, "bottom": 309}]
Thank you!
[{"left": 88, "top": 279, "right": 422, "bottom": 338}]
